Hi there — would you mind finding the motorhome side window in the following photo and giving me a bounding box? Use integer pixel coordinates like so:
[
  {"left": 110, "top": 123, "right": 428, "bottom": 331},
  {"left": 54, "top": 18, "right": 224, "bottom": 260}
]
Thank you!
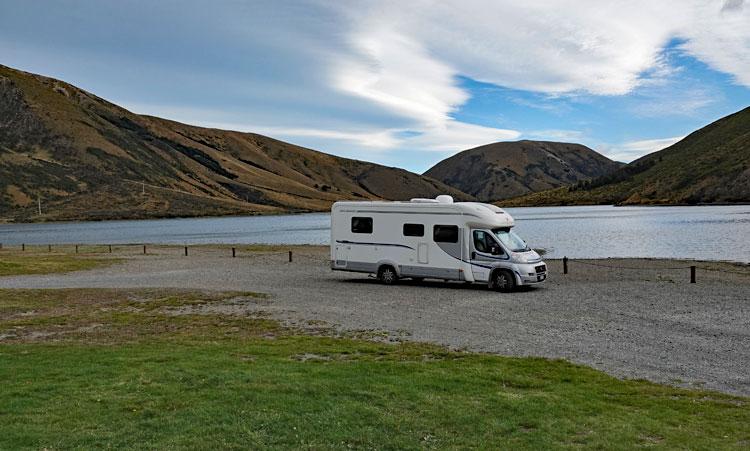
[
  {"left": 351, "top": 217, "right": 373, "bottom": 234},
  {"left": 403, "top": 223, "right": 424, "bottom": 237},
  {"left": 433, "top": 225, "right": 458, "bottom": 243}
]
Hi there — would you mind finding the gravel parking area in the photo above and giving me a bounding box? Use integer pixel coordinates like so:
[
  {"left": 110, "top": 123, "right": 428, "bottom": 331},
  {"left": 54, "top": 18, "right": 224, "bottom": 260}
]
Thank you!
[{"left": 1, "top": 246, "right": 748, "bottom": 396}]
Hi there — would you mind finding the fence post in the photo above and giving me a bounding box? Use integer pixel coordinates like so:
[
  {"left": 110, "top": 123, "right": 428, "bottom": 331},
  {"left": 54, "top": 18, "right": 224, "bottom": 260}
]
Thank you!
[
  {"left": 563, "top": 256, "right": 568, "bottom": 274},
  {"left": 184, "top": 246, "right": 188, "bottom": 257},
  {"left": 232, "top": 247, "right": 236, "bottom": 258},
  {"left": 143, "top": 245, "right": 147, "bottom": 255},
  {"left": 75, "top": 245, "right": 79, "bottom": 254},
  {"left": 109, "top": 245, "right": 112, "bottom": 253},
  {"left": 22, "top": 243, "right": 25, "bottom": 252},
  {"left": 288, "top": 250, "right": 293, "bottom": 263},
  {"left": 690, "top": 265, "right": 696, "bottom": 283}
]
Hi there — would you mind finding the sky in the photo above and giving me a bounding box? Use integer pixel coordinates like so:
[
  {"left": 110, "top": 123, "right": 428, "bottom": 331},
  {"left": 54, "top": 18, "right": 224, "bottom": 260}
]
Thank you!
[{"left": 1, "top": 0, "right": 749, "bottom": 173}]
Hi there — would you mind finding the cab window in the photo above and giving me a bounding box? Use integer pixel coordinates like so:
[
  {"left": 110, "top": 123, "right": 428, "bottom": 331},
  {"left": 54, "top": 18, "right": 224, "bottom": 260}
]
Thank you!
[{"left": 473, "top": 230, "right": 503, "bottom": 255}]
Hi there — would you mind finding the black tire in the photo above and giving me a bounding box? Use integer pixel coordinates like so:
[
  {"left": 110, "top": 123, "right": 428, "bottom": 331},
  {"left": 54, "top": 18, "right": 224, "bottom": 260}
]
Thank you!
[
  {"left": 491, "top": 270, "right": 516, "bottom": 292},
  {"left": 378, "top": 265, "right": 398, "bottom": 285}
]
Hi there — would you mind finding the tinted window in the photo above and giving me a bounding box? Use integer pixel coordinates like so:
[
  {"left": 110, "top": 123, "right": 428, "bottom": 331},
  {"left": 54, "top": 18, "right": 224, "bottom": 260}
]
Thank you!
[
  {"left": 433, "top": 225, "right": 458, "bottom": 243},
  {"left": 403, "top": 223, "right": 424, "bottom": 237},
  {"left": 351, "top": 217, "right": 373, "bottom": 234}
]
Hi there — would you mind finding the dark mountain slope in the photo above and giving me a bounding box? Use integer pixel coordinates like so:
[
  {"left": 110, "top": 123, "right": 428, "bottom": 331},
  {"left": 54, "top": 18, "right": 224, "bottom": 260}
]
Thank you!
[{"left": 500, "top": 107, "right": 750, "bottom": 206}]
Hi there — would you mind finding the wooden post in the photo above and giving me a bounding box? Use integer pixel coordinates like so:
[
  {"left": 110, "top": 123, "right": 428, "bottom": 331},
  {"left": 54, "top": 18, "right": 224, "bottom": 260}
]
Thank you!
[
  {"left": 288, "top": 250, "right": 293, "bottom": 263},
  {"left": 48, "top": 244, "right": 51, "bottom": 252},
  {"left": 690, "top": 265, "right": 696, "bottom": 284},
  {"left": 0, "top": 243, "right": 3, "bottom": 250},
  {"left": 184, "top": 246, "right": 188, "bottom": 257},
  {"left": 232, "top": 247, "right": 236, "bottom": 258},
  {"left": 563, "top": 256, "right": 568, "bottom": 274},
  {"left": 75, "top": 245, "right": 79, "bottom": 254},
  {"left": 143, "top": 245, "right": 147, "bottom": 255},
  {"left": 22, "top": 243, "right": 25, "bottom": 252},
  {"left": 109, "top": 245, "right": 112, "bottom": 253}
]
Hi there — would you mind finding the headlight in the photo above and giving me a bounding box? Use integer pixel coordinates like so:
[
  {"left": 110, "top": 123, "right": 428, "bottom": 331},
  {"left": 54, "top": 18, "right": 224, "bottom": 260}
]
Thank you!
[{"left": 511, "top": 252, "right": 528, "bottom": 263}]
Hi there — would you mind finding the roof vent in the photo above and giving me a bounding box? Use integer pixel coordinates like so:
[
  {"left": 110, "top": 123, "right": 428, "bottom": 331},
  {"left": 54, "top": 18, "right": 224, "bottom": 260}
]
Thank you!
[{"left": 435, "top": 195, "right": 454, "bottom": 203}]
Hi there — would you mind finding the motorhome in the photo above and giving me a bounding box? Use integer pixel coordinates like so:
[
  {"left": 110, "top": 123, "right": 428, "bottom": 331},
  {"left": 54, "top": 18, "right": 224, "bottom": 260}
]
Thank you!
[{"left": 330, "top": 195, "right": 547, "bottom": 291}]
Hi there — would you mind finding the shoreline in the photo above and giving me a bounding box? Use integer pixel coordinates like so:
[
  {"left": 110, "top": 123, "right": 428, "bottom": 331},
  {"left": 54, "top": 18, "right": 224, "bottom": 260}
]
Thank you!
[{"left": 3, "top": 200, "right": 750, "bottom": 225}]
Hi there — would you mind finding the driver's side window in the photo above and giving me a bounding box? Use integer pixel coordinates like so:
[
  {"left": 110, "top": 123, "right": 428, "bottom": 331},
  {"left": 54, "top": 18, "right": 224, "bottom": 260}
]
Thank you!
[
  {"left": 473, "top": 230, "right": 503, "bottom": 255},
  {"left": 473, "top": 230, "right": 488, "bottom": 253}
]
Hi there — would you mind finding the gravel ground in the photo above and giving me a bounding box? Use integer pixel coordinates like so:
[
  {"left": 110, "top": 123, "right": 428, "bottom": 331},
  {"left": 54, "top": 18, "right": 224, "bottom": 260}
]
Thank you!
[{"left": 1, "top": 246, "right": 749, "bottom": 396}]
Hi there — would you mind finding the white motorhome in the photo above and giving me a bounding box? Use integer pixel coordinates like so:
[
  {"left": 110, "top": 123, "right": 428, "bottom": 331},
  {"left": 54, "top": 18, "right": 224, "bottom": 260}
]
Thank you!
[{"left": 330, "top": 195, "right": 547, "bottom": 291}]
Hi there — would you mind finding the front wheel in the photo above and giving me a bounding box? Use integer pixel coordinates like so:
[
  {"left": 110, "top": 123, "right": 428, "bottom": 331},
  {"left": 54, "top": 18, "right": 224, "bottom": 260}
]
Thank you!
[
  {"left": 378, "top": 265, "right": 398, "bottom": 285},
  {"left": 491, "top": 270, "right": 516, "bottom": 292}
]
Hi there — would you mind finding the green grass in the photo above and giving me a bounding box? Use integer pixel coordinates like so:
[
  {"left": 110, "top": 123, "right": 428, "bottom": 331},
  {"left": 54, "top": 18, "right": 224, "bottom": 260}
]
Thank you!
[
  {"left": 0, "top": 252, "right": 114, "bottom": 276},
  {"left": 0, "top": 289, "right": 748, "bottom": 449}
]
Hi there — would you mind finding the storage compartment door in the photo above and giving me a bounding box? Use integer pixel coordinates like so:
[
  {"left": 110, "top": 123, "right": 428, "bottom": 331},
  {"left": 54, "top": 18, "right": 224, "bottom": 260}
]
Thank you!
[
  {"left": 417, "top": 242, "right": 428, "bottom": 264},
  {"left": 334, "top": 244, "right": 349, "bottom": 267}
]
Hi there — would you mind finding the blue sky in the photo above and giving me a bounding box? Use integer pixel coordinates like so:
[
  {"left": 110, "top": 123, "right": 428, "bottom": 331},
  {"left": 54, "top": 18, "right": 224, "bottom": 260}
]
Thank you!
[{"left": 1, "top": 0, "right": 749, "bottom": 172}]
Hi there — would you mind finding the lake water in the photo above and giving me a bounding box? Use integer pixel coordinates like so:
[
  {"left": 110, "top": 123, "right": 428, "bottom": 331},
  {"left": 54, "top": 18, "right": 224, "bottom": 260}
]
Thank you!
[{"left": 0, "top": 205, "right": 748, "bottom": 262}]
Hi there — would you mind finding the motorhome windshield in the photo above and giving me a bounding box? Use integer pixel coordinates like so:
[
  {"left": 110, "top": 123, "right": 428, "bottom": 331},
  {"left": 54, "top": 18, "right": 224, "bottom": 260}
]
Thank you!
[{"left": 492, "top": 228, "right": 529, "bottom": 252}]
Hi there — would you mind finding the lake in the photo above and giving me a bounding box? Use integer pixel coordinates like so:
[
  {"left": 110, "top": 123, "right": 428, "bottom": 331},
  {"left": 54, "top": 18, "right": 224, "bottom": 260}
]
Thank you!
[{"left": 0, "top": 205, "right": 748, "bottom": 262}]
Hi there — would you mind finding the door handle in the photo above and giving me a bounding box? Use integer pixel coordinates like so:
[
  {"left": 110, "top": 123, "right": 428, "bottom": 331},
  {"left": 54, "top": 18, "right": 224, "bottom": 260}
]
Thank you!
[{"left": 471, "top": 251, "right": 476, "bottom": 259}]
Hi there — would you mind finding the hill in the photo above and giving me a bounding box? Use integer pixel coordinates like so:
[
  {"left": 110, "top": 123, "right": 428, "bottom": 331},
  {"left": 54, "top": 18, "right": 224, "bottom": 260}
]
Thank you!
[
  {"left": 0, "top": 65, "right": 469, "bottom": 222},
  {"left": 424, "top": 140, "right": 622, "bottom": 201},
  {"left": 499, "top": 107, "right": 750, "bottom": 207}
]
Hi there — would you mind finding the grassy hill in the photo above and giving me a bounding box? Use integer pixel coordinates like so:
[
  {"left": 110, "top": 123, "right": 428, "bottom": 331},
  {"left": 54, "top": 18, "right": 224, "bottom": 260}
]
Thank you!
[
  {"left": 500, "top": 107, "right": 750, "bottom": 207},
  {"left": 424, "top": 140, "right": 622, "bottom": 202},
  {"left": 0, "top": 65, "right": 469, "bottom": 222}
]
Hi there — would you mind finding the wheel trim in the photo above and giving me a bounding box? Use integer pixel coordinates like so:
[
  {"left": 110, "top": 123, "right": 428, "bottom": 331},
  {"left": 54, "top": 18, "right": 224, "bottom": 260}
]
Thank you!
[
  {"left": 382, "top": 269, "right": 395, "bottom": 283},
  {"left": 495, "top": 272, "right": 509, "bottom": 289}
]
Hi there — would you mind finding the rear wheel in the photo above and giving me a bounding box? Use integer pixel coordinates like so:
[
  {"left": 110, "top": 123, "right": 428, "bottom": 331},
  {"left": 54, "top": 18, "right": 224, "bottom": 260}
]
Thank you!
[
  {"left": 378, "top": 265, "right": 398, "bottom": 285},
  {"left": 491, "top": 270, "right": 516, "bottom": 292}
]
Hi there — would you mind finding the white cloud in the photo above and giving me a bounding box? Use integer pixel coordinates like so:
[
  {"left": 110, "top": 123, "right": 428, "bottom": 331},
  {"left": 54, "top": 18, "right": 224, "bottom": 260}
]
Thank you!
[{"left": 602, "top": 136, "right": 685, "bottom": 162}]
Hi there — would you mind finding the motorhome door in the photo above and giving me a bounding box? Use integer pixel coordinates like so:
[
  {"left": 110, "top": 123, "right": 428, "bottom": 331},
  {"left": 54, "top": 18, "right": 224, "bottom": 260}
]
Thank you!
[{"left": 470, "top": 230, "right": 505, "bottom": 281}]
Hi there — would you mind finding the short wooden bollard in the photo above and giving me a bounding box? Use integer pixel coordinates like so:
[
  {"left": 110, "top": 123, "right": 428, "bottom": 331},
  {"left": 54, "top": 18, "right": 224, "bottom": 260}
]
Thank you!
[
  {"left": 184, "top": 246, "right": 188, "bottom": 257},
  {"left": 232, "top": 247, "right": 236, "bottom": 258},
  {"left": 690, "top": 265, "right": 696, "bottom": 283},
  {"left": 288, "top": 250, "right": 293, "bottom": 263},
  {"left": 48, "top": 244, "right": 52, "bottom": 252},
  {"left": 108, "top": 245, "right": 112, "bottom": 253},
  {"left": 75, "top": 245, "right": 79, "bottom": 254},
  {"left": 143, "top": 245, "right": 147, "bottom": 255},
  {"left": 22, "top": 243, "right": 25, "bottom": 252},
  {"left": 563, "top": 256, "right": 568, "bottom": 274}
]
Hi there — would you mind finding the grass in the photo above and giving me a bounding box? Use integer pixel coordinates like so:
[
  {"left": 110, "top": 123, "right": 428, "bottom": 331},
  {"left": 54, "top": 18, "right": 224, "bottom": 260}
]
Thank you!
[
  {"left": 0, "top": 252, "right": 115, "bottom": 276},
  {"left": 0, "top": 288, "right": 748, "bottom": 449}
]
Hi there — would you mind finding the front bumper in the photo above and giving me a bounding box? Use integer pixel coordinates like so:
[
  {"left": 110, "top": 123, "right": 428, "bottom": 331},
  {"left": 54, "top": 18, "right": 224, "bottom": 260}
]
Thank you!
[{"left": 514, "top": 262, "right": 547, "bottom": 285}]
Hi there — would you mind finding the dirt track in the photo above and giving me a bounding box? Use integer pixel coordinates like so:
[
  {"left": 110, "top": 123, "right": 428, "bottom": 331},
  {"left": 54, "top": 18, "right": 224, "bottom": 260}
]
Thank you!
[{"left": 1, "top": 246, "right": 748, "bottom": 395}]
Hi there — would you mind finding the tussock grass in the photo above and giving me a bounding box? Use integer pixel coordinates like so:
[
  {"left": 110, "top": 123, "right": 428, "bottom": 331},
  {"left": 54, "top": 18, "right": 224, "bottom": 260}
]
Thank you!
[
  {"left": 0, "top": 288, "right": 748, "bottom": 449},
  {"left": 0, "top": 253, "right": 114, "bottom": 276}
]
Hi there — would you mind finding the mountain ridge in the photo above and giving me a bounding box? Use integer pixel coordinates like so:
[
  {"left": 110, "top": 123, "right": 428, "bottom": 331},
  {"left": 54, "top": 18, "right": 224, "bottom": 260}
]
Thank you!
[{"left": 424, "top": 140, "right": 622, "bottom": 201}]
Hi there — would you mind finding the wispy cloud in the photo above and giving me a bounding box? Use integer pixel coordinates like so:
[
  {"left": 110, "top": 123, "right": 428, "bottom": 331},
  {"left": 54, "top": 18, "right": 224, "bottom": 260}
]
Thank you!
[{"left": 601, "top": 136, "right": 685, "bottom": 162}]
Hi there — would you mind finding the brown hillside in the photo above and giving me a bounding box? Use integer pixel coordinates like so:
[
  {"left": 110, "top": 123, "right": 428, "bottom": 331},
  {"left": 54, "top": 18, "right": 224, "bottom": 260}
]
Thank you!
[{"left": 0, "top": 65, "right": 470, "bottom": 222}]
